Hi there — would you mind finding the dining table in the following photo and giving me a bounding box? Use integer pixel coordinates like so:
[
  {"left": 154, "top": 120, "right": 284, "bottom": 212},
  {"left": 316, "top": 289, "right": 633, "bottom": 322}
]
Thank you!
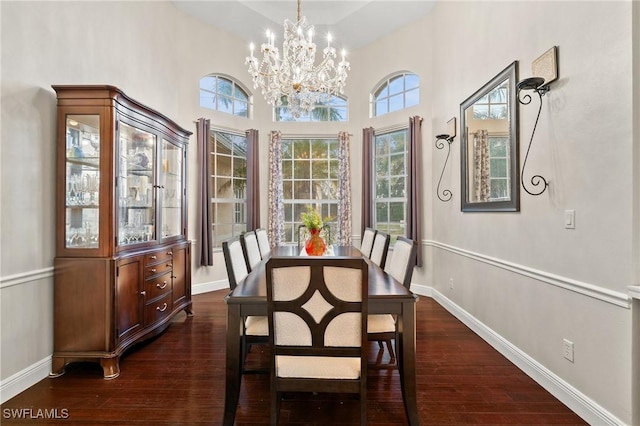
[{"left": 222, "top": 245, "right": 420, "bottom": 425}]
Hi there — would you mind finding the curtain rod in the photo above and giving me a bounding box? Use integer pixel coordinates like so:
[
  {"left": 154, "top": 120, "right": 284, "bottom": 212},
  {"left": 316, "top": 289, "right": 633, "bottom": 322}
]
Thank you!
[{"left": 373, "top": 123, "right": 409, "bottom": 135}]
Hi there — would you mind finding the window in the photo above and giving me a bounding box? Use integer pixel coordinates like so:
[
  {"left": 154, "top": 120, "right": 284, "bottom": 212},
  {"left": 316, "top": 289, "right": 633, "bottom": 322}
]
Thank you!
[
  {"left": 473, "top": 81, "right": 508, "bottom": 120},
  {"left": 373, "top": 128, "right": 408, "bottom": 243},
  {"left": 210, "top": 130, "right": 247, "bottom": 247},
  {"left": 281, "top": 138, "right": 339, "bottom": 243},
  {"left": 372, "top": 73, "right": 419, "bottom": 116},
  {"left": 200, "top": 75, "right": 251, "bottom": 118},
  {"left": 275, "top": 94, "right": 348, "bottom": 122},
  {"left": 488, "top": 136, "right": 510, "bottom": 200}
]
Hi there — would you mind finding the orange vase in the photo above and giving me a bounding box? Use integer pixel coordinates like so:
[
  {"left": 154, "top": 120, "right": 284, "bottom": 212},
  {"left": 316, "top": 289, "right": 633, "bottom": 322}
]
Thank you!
[{"left": 305, "top": 229, "right": 326, "bottom": 256}]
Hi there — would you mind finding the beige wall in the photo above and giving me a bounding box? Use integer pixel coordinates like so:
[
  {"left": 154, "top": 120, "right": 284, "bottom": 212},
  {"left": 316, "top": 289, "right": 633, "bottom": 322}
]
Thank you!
[{"left": 1, "top": 1, "right": 638, "bottom": 424}]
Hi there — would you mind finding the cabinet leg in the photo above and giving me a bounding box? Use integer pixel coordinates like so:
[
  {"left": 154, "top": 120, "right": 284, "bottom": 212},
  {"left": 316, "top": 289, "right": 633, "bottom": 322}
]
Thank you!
[
  {"left": 185, "top": 306, "right": 194, "bottom": 317},
  {"left": 49, "top": 357, "right": 67, "bottom": 378},
  {"left": 100, "top": 357, "right": 120, "bottom": 379}
]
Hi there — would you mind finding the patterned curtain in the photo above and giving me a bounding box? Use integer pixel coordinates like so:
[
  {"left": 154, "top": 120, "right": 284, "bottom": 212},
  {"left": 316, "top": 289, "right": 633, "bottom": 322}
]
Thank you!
[
  {"left": 196, "top": 118, "right": 213, "bottom": 266},
  {"left": 245, "top": 129, "right": 260, "bottom": 230},
  {"left": 267, "top": 130, "right": 284, "bottom": 247},
  {"left": 473, "top": 130, "right": 490, "bottom": 202},
  {"left": 336, "top": 131, "right": 352, "bottom": 246},
  {"left": 408, "top": 116, "right": 422, "bottom": 267}
]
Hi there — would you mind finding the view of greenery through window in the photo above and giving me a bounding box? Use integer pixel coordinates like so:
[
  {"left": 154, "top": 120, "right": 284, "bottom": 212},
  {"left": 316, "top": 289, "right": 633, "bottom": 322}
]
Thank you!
[
  {"left": 281, "top": 138, "right": 339, "bottom": 244},
  {"left": 373, "top": 73, "right": 419, "bottom": 116},
  {"left": 374, "top": 129, "right": 408, "bottom": 243},
  {"left": 200, "top": 75, "right": 250, "bottom": 118},
  {"left": 210, "top": 130, "right": 247, "bottom": 247},
  {"left": 275, "top": 95, "right": 347, "bottom": 122}
]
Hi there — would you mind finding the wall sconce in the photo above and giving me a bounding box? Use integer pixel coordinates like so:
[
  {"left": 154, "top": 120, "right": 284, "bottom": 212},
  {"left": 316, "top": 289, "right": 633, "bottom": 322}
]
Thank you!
[
  {"left": 435, "top": 117, "right": 456, "bottom": 202},
  {"left": 517, "top": 46, "right": 557, "bottom": 196}
]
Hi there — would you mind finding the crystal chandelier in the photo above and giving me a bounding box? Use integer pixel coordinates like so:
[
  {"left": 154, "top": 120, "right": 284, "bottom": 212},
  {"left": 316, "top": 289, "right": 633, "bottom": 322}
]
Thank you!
[{"left": 245, "top": 0, "right": 350, "bottom": 117}]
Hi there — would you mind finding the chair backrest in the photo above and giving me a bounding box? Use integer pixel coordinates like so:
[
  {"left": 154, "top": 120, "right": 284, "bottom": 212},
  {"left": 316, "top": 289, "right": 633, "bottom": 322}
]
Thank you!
[
  {"left": 266, "top": 256, "right": 368, "bottom": 374},
  {"left": 222, "top": 237, "right": 249, "bottom": 290},
  {"left": 369, "top": 231, "right": 390, "bottom": 269},
  {"left": 255, "top": 228, "right": 271, "bottom": 258},
  {"left": 360, "top": 227, "right": 376, "bottom": 258},
  {"left": 240, "top": 230, "right": 262, "bottom": 270},
  {"left": 383, "top": 236, "right": 418, "bottom": 289}
]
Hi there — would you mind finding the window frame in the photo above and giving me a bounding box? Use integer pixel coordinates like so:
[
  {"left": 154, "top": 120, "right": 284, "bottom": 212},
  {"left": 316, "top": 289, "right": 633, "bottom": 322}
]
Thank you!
[
  {"left": 210, "top": 129, "right": 248, "bottom": 248},
  {"left": 274, "top": 94, "right": 349, "bottom": 122},
  {"left": 371, "top": 72, "right": 420, "bottom": 117},
  {"left": 372, "top": 127, "right": 409, "bottom": 245},
  {"left": 280, "top": 137, "right": 341, "bottom": 244},
  {"left": 200, "top": 74, "right": 252, "bottom": 118}
]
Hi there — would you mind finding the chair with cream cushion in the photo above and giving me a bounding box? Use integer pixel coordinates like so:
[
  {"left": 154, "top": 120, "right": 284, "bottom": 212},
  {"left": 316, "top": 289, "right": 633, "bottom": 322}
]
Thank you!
[
  {"left": 359, "top": 227, "right": 376, "bottom": 258},
  {"left": 256, "top": 228, "right": 271, "bottom": 258},
  {"left": 369, "top": 231, "right": 390, "bottom": 269},
  {"left": 223, "top": 236, "right": 268, "bottom": 373},
  {"left": 368, "top": 236, "right": 418, "bottom": 365},
  {"left": 240, "top": 230, "right": 262, "bottom": 271},
  {"left": 266, "top": 257, "right": 368, "bottom": 425}
]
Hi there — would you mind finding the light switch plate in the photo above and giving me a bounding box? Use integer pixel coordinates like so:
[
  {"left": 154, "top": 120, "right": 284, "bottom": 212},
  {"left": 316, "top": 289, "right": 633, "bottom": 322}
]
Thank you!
[{"left": 564, "top": 210, "right": 575, "bottom": 229}]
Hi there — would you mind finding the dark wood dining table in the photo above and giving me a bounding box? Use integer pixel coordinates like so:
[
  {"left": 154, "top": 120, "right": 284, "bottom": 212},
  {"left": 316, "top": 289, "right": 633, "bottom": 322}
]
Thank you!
[{"left": 223, "top": 245, "right": 420, "bottom": 425}]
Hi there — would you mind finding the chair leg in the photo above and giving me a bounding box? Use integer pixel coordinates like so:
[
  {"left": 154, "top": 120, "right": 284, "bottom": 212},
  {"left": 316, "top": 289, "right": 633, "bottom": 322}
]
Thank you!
[
  {"left": 385, "top": 339, "right": 396, "bottom": 362},
  {"left": 271, "top": 390, "right": 280, "bottom": 425}
]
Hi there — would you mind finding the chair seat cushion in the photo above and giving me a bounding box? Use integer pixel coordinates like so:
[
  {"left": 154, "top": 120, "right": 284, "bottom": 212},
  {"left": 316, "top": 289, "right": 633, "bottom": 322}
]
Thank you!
[
  {"left": 367, "top": 314, "right": 396, "bottom": 333},
  {"left": 245, "top": 316, "right": 269, "bottom": 336},
  {"left": 276, "top": 355, "right": 361, "bottom": 379}
]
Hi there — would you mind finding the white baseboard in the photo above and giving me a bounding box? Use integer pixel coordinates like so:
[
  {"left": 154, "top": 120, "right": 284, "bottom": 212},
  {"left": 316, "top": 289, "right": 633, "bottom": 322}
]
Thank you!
[
  {"left": 426, "top": 286, "right": 624, "bottom": 426},
  {"left": 0, "top": 356, "right": 51, "bottom": 404},
  {"left": 192, "top": 279, "right": 228, "bottom": 295}
]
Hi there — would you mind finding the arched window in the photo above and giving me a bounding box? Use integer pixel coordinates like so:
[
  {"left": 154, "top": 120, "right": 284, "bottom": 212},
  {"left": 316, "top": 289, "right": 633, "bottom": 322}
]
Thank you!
[
  {"left": 372, "top": 72, "right": 419, "bottom": 117},
  {"left": 200, "top": 74, "right": 251, "bottom": 118},
  {"left": 275, "top": 94, "right": 348, "bottom": 122}
]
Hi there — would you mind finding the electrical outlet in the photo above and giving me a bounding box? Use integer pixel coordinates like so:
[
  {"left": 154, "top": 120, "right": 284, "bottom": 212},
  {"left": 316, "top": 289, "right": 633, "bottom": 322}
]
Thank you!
[
  {"left": 449, "top": 278, "right": 454, "bottom": 289},
  {"left": 563, "top": 339, "right": 574, "bottom": 362}
]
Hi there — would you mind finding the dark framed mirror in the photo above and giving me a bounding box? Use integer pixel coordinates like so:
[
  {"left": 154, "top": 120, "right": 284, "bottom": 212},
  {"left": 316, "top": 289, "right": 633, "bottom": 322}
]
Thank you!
[{"left": 460, "top": 61, "right": 519, "bottom": 212}]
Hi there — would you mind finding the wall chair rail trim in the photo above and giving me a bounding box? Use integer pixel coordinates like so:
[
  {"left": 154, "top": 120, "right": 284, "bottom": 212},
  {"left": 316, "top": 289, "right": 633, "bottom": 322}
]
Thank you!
[
  {"left": 426, "top": 240, "right": 630, "bottom": 308},
  {"left": 0, "top": 267, "right": 54, "bottom": 290}
]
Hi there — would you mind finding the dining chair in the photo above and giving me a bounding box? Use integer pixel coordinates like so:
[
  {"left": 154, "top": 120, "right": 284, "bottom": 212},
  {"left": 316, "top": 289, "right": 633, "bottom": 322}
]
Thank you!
[
  {"left": 222, "top": 236, "right": 268, "bottom": 373},
  {"left": 256, "top": 228, "right": 271, "bottom": 258},
  {"left": 240, "top": 230, "right": 262, "bottom": 271},
  {"left": 266, "top": 257, "right": 368, "bottom": 425},
  {"left": 369, "top": 230, "right": 390, "bottom": 269},
  {"left": 359, "top": 227, "right": 376, "bottom": 258},
  {"left": 368, "top": 236, "right": 418, "bottom": 365}
]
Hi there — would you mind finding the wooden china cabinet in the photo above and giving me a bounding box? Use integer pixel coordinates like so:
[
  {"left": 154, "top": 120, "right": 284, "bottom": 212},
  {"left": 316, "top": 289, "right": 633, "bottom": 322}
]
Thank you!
[{"left": 51, "top": 85, "right": 193, "bottom": 379}]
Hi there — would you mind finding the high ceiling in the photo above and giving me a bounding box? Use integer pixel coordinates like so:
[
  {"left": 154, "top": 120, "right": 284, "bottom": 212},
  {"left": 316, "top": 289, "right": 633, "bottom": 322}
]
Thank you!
[{"left": 172, "top": 1, "right": 437, "bottom": 50}]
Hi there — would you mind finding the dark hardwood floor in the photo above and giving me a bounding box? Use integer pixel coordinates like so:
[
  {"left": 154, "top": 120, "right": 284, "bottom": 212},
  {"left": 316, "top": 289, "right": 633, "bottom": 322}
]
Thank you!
[{"left": 2, "top": 290, "right": 587, "bottom": 425}]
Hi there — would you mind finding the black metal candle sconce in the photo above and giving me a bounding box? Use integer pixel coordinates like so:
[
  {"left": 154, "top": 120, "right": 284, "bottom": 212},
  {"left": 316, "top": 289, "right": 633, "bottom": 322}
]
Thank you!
[
  {"left": 517, "top": 46, "right": 558, "bottom": 196},
  {"left": 435, "top": 117, "right": 456, "bottom": 202}
]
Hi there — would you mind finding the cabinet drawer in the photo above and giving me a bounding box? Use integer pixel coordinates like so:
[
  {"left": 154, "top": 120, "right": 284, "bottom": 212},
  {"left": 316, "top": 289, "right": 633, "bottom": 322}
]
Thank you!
[
  {"left": 144, "top": 293, "right": 173, "bottom": 326},
  {"left": 145, "top": 261, "right": 172, "bottom": 278},
  {"left": 144, "top": 272, "right": 172, "bottom": 301},
  {"left": 145, "top": 249, "right": 174, "bottom": 265}
]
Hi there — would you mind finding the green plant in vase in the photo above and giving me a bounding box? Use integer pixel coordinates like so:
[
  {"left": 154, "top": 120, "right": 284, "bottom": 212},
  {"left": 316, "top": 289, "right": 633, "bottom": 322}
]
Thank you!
[{"left": 300, "top": 205, "right": 327, "bottom": 256}]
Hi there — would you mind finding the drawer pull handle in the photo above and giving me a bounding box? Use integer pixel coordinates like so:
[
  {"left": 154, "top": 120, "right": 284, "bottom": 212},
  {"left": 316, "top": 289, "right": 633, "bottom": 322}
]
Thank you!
[
  {"left": 167, "top": 251, "right": 173, "bottom": 256},
  {"left": 166, "top": 263, "right": 172, "bottom": 267},
  {"left": 150, "top": 255, "right": 157, "bottom": 260},
  {"left": 157, "top": 281, "right": 167, "bottom": 289},
  {"left": 156, "top": 303, "right": 168, "bottom": 312},
  {"left": 150, "top": 268, "right": 157, "bottom": 273},
  {"left": 140, "top": 291, "right": 146, "bottom": 297}
]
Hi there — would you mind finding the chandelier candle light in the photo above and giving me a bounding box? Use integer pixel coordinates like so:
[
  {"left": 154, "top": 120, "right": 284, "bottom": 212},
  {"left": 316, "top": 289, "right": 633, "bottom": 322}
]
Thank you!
[{"left": 245, "top": 0, "right": 350, "bottom": 117}]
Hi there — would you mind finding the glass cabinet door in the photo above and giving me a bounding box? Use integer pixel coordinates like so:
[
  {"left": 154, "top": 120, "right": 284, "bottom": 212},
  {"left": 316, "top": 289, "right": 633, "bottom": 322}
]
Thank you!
[
  {"left": 117, "top": 122, "right": 156, "bottom": 246},
  {"left": 160, "top": 139, "right": 183, "bottom": 239},
  {"left": 65, "top": 114, "right": 100, "bottom": 249}
]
